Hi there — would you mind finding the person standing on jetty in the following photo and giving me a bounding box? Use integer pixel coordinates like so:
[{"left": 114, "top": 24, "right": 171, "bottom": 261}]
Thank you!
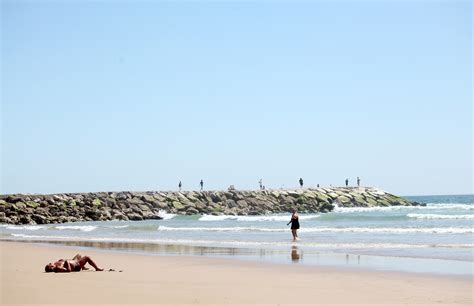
[
  {"left": 345, "top": 178, "right": 349, "bottom": 187},
  {"left": 259, "top": 179, "right": 263, "bottom": 190},
  {"left": 299, "top": 178, "right": 304, "bottom": 188},
  {"left": 357, "top": 177, "right": 360, "bottom": 187},
  {"left": 178, "top": 181, "right": 182, "bottom": 191},
  {"left": 287, "top": 208, "right": 300, "bottom": 241},
  {"left": 200, "top": 179, "right": 204, "bottom": 191}
]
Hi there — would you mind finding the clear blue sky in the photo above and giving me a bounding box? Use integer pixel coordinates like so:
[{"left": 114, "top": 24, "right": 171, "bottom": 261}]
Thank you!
[{"left": 1, "top": 0, "right": 472, "bottom": 196}]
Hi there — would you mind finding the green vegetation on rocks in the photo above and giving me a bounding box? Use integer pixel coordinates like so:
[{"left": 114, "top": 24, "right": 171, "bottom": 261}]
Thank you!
[
  {"left": 25, "top": 201, "right": 39, "bottom": 208},
  {"left": 92, "top": 198, "right": 102, "bottom": 206},
  {"left": 336, "top": 196, "right": 351, "bottom": 205},
  {"left": 377, "top": 199, "right": 391, "bottom": 206},
  {"left": 172, "top": 201, "right": 184, "bottom": 210},
  {"left": 296, "top": 196, "right": 308, "bottom": 205}
]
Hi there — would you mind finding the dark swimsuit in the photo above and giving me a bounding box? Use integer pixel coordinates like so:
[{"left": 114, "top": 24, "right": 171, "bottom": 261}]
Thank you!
[
  {"left": 64, "top": 260, "right": 81, "bottom": 272},
  {"left": 290, "top": 216, "right": 300, "bottom": 230},
  {"left": 73, "top": 263, "right": 81, "bottom": 272}
]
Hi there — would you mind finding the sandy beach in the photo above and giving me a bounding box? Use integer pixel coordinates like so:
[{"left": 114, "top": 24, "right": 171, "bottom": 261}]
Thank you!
[{"left": 0, "top": 241, "right": 472, "bottom": 305}]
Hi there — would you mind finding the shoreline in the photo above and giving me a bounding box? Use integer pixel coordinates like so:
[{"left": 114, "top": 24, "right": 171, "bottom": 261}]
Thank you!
[
  {"left": 1, "top": 241, "right": 472, "bottom": 305},
  {"left": 2, "top": 238, "right": 473, "bottom": 277}
]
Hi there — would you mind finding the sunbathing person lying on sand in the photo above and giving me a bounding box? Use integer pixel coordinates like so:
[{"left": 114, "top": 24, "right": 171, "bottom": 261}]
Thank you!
[{"left": 45, "top": 254, "right": 103, "bottom": 273}]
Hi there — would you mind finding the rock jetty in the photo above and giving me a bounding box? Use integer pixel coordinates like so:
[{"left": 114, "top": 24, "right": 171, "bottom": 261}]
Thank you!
[{"left": 0, "top": 187, "right": 422, "bottom": 225}]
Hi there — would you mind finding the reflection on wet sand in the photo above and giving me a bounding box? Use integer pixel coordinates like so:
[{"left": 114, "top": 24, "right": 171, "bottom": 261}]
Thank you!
[
  {"left": 12, "top": 239, "right": 306, "bottom": 264},
  {"left": 3, "top": 239, "right": 472, "bottom": 276},
  {"left": 15, "top": 239, "right": 277, "bottom": 257},
  {"left": 44, "top": 240, "right": 304, "bottom": 264},
  {"left": 291, "top": 245, "right": 302, "bottom": 262}
]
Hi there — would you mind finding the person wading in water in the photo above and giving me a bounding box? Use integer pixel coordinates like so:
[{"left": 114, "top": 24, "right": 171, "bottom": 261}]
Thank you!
[{"left": 287, "top": 208, "right": 300, "bottom": 241}]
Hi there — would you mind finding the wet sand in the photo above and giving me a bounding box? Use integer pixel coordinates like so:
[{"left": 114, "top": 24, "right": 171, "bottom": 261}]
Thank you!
[{"left": 1, "top": 241, "right": 472, "bottom": 305}]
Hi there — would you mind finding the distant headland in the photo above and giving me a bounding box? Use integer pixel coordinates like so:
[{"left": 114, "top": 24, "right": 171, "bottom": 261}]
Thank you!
[{"left": 0, "top": 187, "right": 423, "bottom": 225}]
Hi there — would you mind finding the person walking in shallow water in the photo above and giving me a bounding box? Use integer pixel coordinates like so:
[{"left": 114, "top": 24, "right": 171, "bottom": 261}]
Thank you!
[
  {"left": 299, "top": 178, "right": 304, "bottom": 188},
  {"left": 287, "top": 208, "right": 300, "bottom": 241},
  {"left": 200, "top": 179, "right": 204, "bottom": 191}
]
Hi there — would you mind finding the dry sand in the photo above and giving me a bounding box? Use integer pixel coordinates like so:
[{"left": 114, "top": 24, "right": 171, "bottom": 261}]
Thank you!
[{"left": 1, "top": 241, "right": 472, "bottom": 305}]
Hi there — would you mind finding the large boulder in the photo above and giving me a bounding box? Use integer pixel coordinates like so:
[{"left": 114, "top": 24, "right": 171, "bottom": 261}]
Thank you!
[
  {"left": 226, "top": 199, "right": 237, "bottom": 208},
  {"left": 172, "top": 201, "right": 185, "bottom": 210},
  {"left": 141, "top": 194, "right": 155, "bottom": 203},
  {"left": 127, "top": 213, "right": 143, "bottom": 221},
  {"left": 127, "top": 197, "right": 145, "bottom": 206},
  {"left": 336, "top": 196, "right": 351, "bottom": 205}
]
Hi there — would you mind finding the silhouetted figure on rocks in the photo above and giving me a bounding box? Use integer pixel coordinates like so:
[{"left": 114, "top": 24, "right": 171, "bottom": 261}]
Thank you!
[
  {"left": 299, "top": 178, "right": 304, "bottom": 188},
  {"left": 357, "top": 177, "right": 360, "bottom": 187},
  {"left": 200, "top": 179, "right": 204, "bottom": 191},
  {"left": 178, "top": 181, "right": 182, "bottom": 191},
  {"left": 259, "top": 179, "right": 263, "bottom": 190},
  {"left": 345, "top": 178, "right": 349, "bottom": 187}
]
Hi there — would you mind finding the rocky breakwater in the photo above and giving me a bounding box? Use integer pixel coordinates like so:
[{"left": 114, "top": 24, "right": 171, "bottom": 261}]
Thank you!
[{"left": 0, "top": 187, "right": 422, "bottom": 225}]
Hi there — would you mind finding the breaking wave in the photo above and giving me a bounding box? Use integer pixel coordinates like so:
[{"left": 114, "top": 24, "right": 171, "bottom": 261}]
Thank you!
[
  {"left": 407, "top": 214, "right": 474, "bottom": 220},
  {"left": 54, "top": 225, "right": 97, "bottom": 232},
  {"left": 198, "top": 214, "right": 320, "bottom": 222},
  {"left": 4, "top": 225, "right": 45, "bottom": 231},
  {"left": 334, "top": 203, "right": 473, "bottom": 213},
  {"left": 156, "top": 226, "right": 473, "bottom": 234},
  {"left": 5, "top": 234, "right": 473, "bottom": 249}
]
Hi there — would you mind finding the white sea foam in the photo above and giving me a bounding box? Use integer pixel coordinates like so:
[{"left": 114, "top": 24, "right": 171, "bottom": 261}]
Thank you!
[
  {"left": 407, "top": 213, "right": 474, "bottom": 220},
  {"left": 298, "top": 227, "right": 474, "bottom": 234},
  {"left": 106, "top": 225, "right": 130, "bottom": 229},
  {"left": 10, "top": 233, "right": 89, "bottom": 240},
  {"left": 334, "top": 206, "right": 407, "bottom": 213},
  {"left": 286, "top": 242, "right": 474, "bottom": 249},
  {"left": 4, "top": 225, "right": 45, "bottom": 231},
  {"left": 425, "top": 203, "right": 474, "bottom": 210},
  {"left": 333, "top": 203, "right": 473, "bottom": 213},
  {"left": 198, "top": 214, "right": 320, "bottom": 222},
  {"left": 54, "top": 225, "right": 97, "bottom": 232},
  {"left": 157, "top": 226, "right": 473, "bottom": 234},
  {"left": 158, "top": 226, "right": 271, "bottom": 232},
  {"left": 6, "top": 234, "right": 473, "bottom": 249},
  {"left": 199, "top": 215, "right": 230, "bottom": 221},
  {"left": 158, "top": 210, "right": 176, "bottom": 220}
]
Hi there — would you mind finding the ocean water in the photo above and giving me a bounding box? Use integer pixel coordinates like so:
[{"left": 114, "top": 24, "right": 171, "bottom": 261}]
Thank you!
[{"left": 1, "top": 194, "right": 473, "bottom": 276}]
